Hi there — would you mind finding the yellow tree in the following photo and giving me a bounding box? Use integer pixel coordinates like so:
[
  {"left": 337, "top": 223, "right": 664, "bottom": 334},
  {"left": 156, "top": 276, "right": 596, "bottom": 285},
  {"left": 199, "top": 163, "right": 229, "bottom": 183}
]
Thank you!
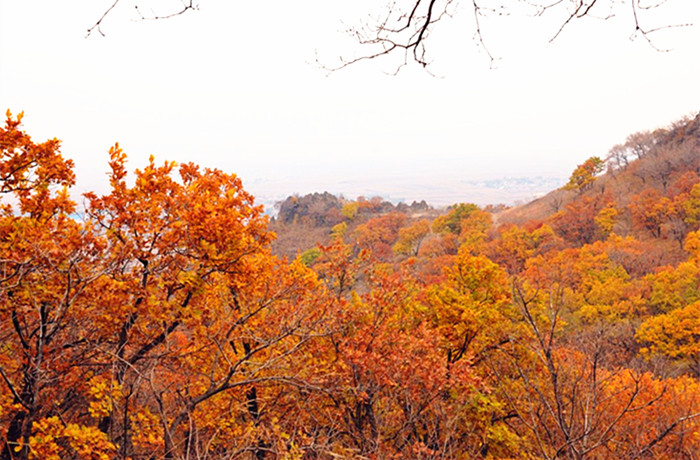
[
  {"left": 393, "top": 219, "right": 430, "bottom": 257},
  {"left": 564, "top": 156, "right": 604, "bottom": 193},
  {"left": 422, "top": 250, "right": 522, "bottom": 456},
  {"left": 636, "top": 301, "right": 700, "bottom": 376},
  {"left": 564, "top": 157, "right": 605, "bottom": 192}
]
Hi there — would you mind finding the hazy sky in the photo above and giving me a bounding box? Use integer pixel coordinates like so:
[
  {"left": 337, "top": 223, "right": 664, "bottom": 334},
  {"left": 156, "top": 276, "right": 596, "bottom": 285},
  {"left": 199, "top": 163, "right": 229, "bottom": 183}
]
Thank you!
[{"left": 1, "top": 0, "right": 698, "bottom": 207}]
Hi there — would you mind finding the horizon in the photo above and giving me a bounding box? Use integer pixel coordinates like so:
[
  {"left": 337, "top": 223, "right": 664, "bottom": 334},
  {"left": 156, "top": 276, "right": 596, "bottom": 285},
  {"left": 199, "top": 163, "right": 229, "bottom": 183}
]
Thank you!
[{"left": 1, "top": 0, "right": 698, "bottom": 208}]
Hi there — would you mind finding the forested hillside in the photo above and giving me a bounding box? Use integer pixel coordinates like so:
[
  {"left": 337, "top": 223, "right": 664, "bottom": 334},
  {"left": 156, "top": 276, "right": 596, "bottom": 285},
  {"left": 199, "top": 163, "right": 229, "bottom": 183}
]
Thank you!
[
  {"left": 270, "top": 193, "right": 435, "bottom": 259},
  {"left": 498, "top": 114, "right": 700, "bottom": 250},
  {"left": 1, "top": 111, "right": 699, "bottom": 460}
]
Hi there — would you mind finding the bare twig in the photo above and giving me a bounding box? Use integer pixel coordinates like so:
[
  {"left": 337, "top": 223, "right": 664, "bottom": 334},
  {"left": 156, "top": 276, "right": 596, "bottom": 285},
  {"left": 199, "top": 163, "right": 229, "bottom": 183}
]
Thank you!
[
  {"left": 87, "top": 0, "right": 121, "bottom": 37},
  {"left": 87, "top": 0, "right": 198, "bottom": 37},
  {"left": 135, "top": 0, "right": 198, "bottom": 21}
]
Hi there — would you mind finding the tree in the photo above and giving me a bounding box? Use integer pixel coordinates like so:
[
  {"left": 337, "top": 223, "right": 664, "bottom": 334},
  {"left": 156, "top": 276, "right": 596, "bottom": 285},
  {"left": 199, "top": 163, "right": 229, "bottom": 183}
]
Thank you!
[
  {"left": 551, "top": 195, "right": 607, "bottom": 245},
  {"left": 458, "top": 208, "right": 492, "bottom": 253},
  {"left": 425, "top": 250, "right": 514, "bottom": 366},
  {"left": 305, "top": 269, "right": 453, "bottom": 456},
  {"left": 4, "top": 112, "right": 700, "bottom": 458},
  {"left": 502, "top": 276, "right": 700, "bottom": 459},
  {"left": 393, "top": 219, "right": 431, "bottom": 256},
  {"left": 643, "top": 258, "right": 700, "bottom": 314},
  {"left": 629, "top": 188, "right": 673, "bottom": 239},
  {"left": 352, "top": 212, "right": 407, "bottom": 260},
  {"left": 625, "top": 129, "right": 660, "bottom": 160},
  {"left": 0, "top": 110, "right": 74, "bottom": 205},
  {"left": 341, "top": 200, "right": 359, "bottom": 220},
  {"left": 484, "top": 223, "right": 562, "bottom": 275},
  {"left": 636, "top": 301, "right": 700, "bottom": 376},
  {"left": 0, "top": 111, "right": 108, "bottom": 460},
  {"left": 311, "top": 237, "right": 371, "bottom": 300},
  {"left": 87, "top": 0, "right": 692, "bottom": 69},
  {"left": 299, "top": 261, "right": 522, "bottom": 457},
  {"left": 0, "top": 116, "right": 331, "bottom": 459},
  {"left": 88, "top": 0, "right": 198, "bottom": 37},
  {"left": 594, "top": 204, "right": 618, "bottom": 239},
  {"left": 82, "top": 149, "right": 326, "bottom": 459},
  {"left": 564, "top": 156, "right": 604, "bottom": 193},
  {"left": 605, "top": 144, "right": 630, "bottom": 172},
  {"left": 431, "top": 203, "right": 479, "bottom": 235}
]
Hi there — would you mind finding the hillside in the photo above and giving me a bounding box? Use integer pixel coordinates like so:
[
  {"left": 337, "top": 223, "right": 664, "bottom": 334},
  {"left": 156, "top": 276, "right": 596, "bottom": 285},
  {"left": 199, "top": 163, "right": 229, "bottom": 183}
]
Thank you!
[
  {"left": 492, "top": 113, "right": 699, "bottom": 264},
  {"left": 272, "top": 113, "right": 700, "bottom": 269},
  {"left": 2, "top": 112, "right": 700, "bottom": 459},
  {"left": 497, "top": 113, "right": 700, "bottom": 228}
]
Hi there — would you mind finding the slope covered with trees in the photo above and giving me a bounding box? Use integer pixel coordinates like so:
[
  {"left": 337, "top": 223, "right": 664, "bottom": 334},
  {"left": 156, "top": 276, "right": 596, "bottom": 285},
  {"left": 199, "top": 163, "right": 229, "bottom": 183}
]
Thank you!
[
  {"left": 498, "top": 113, "right": 700, "bottom": 261},
  {"left": 1, "top": 110, "right": 699, "bottom": 459},
  {"left": 270, "top": 193, "right": 434, "bottom": 259}
]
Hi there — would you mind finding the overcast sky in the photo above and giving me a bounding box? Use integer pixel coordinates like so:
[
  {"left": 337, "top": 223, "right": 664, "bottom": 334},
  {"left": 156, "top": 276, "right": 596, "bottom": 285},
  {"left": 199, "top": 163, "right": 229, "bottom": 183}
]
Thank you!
[{"left": 1, "top": 0, "right": 698, "bottom": 207}]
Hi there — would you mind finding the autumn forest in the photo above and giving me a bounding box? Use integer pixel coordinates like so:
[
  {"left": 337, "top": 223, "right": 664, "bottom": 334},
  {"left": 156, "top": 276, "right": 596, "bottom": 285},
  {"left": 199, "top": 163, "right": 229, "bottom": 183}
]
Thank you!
[{"left": 1, "top": 110, "right": 699, "bottom": 460}]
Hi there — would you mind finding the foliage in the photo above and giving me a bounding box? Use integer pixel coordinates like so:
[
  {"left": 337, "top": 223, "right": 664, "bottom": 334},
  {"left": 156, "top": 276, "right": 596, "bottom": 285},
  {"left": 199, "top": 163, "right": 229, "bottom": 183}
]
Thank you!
[
  {"left": 431, "top": 203, "right": 479, "bottom": 235},
  {"left": 565, "top": 156, "right": 604, "bottom": 192},
  {"left": 594, "top": 203, "right": 618, "bottom": 238},
  {"left": 393, "top": 219, "right": 430, "bottom": 256},
  {"left": 637, "top": 301, "right": 700, "bottom": 375},
  {"left": 2, "top": 112, "right": 700, "bottom": 459}
]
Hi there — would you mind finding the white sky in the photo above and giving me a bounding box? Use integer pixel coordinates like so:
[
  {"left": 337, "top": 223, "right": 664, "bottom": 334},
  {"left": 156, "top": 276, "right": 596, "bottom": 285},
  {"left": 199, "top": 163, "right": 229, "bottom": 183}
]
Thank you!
[{"left": 1, "top": 0, "right": 699, "bottom": 207}]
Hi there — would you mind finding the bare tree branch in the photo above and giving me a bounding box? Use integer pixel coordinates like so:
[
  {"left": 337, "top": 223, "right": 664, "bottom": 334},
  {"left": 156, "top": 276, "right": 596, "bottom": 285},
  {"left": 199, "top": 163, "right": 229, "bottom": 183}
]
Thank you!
[
  {"left": 87, "top": 0, "right": 198, "bottom": 37},
  {"left": 87, "top": 0, "right": 121, "bottom": 37},
  {"left": 88, "top": 0, "right": 694, "bottom": 71}
]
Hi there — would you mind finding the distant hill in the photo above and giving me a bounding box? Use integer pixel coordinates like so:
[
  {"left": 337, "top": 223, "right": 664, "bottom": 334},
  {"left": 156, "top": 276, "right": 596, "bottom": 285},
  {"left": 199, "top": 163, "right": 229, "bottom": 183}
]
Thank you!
[
  {"left": 269, "top": 193, "right": 436, "bottom": 258},
  {"left": 497, "top": 113, "right": 700, "bottom": 226},
  {"left": 270, "top": 113, "right": 699, "bottom": 265},
  {"left": 248, "top": 174, "right": 565, "bottom": 214}
]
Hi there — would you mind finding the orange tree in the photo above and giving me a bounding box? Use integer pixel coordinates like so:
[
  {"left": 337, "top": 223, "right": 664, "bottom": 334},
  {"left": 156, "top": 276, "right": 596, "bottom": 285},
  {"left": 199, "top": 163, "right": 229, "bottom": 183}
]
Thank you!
[
  {"left": 83, "top": 148, "right": 327, "bottom": 459},
  {"left": 0, "top": 114, "right": 329, "bottom": 459},
  {"left": 0, "top": 111, "right": 114, "bottom": 460}
]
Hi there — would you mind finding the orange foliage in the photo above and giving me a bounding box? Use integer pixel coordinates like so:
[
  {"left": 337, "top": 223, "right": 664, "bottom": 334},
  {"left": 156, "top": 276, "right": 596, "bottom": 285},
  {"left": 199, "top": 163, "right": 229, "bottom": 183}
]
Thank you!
[{"left": 2, "top": 113, "right": 699, "bottom": 460}]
